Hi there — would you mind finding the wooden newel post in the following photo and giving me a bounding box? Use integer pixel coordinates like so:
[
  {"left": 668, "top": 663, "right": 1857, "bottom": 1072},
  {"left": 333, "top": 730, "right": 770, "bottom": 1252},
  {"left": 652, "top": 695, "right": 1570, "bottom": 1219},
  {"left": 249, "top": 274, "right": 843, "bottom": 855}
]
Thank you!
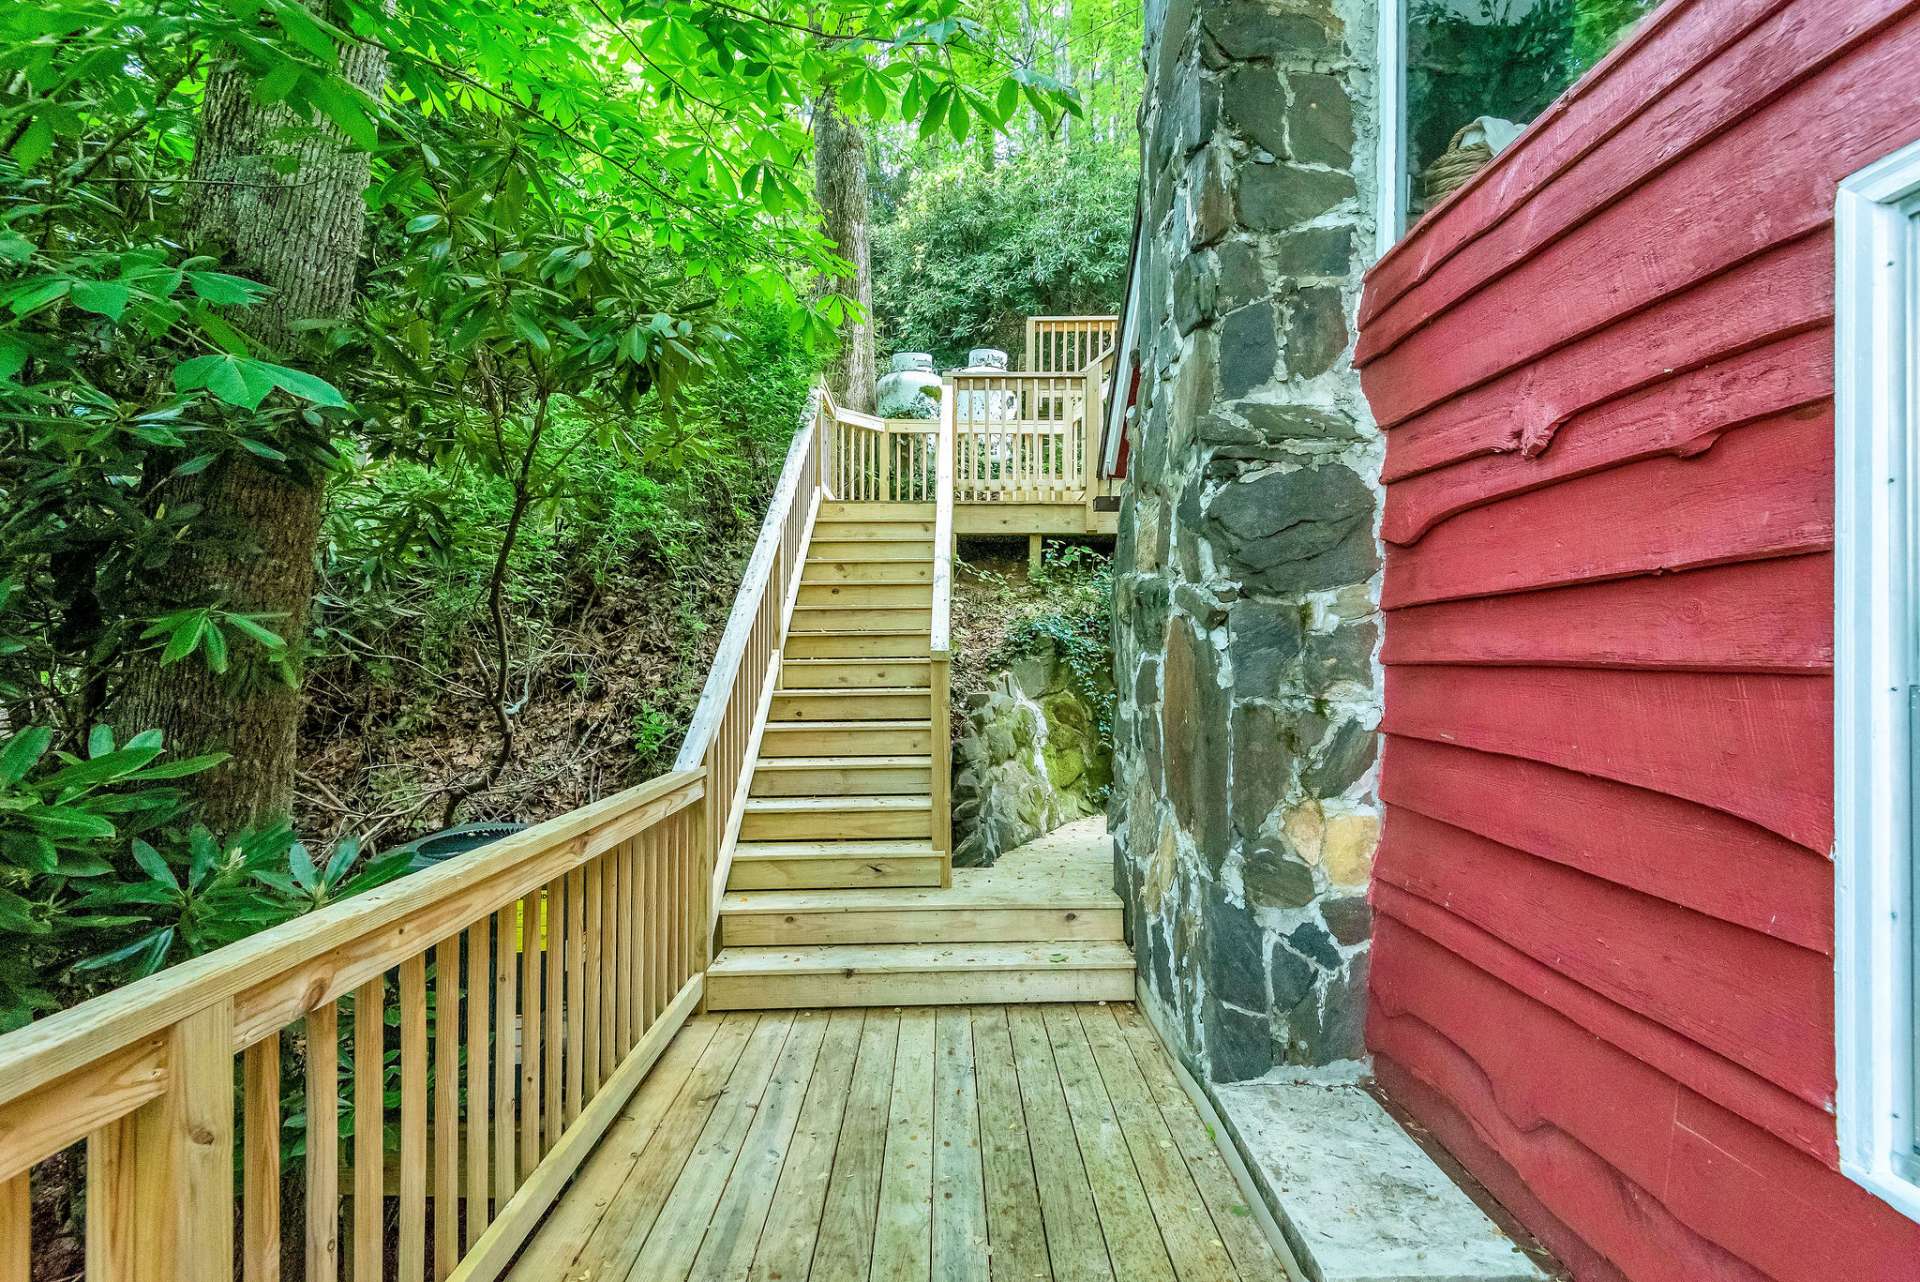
[{"left": 104, "top": 1001, "right": 235, "bottom": 1280}]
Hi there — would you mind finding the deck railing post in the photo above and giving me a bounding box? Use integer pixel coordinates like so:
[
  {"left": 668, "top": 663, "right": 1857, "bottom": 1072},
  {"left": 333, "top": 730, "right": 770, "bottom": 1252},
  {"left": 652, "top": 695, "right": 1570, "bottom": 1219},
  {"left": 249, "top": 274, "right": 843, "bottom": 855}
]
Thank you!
[{"left": 118, "top": 1001, "right": 235, "bottom": 1280}]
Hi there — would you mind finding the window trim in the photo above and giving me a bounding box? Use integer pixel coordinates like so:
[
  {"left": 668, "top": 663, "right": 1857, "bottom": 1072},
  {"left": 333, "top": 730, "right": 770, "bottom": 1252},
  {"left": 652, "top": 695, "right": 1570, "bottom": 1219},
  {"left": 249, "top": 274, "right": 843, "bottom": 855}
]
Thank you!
[
  {"left": 1834, "top": 135, "right": 1920, "bottom": 1224},
  {"left": 1374, "top": 0, "right": 1408, "bottom": 257}
]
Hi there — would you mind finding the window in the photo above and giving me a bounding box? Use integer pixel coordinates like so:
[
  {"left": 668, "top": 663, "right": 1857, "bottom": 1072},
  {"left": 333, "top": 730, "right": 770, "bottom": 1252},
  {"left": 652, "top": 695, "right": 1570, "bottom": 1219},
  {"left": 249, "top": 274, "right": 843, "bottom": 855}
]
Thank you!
[
  {"left": 1374, "top": 0, "right": 1657, "bottom": 251},
  {"left": 1835, "top": 136, "right": 1920, "bottom": 1223}
]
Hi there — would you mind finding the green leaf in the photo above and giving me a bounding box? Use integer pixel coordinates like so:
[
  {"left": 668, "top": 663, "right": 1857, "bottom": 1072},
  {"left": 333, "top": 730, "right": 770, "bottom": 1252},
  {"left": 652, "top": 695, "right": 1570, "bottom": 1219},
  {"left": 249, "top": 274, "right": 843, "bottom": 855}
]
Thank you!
[
  {"left": 258, "top": 361, "right": 348, "bottom": 408},
  {"left": 86, "top": 725, "right": 115, "bottom": 759},
  {"left": 29, "top": 807, "right": 117, "bottom": 841},
  {"left": 0, "top": 334, "right": 26, "bottom": 383},
  {"left": 159, "top": 615, "right": 205, "bottom": 665},
  {"left": 406, "top": 213, "right": 444, "bottom": 234},
  {"left": 0, "top": 234, "right": 32, "bottom": 265},
  {"left": 11, "top": 117, "right": 54, "bottom": 171},
  {"left": 131, "top": 839, "right": 178, "bottom": 891},
  {"left": 0, "top": 727, "right": 51, "bottom": 785},
  {"left": 187, "top": 271, "right": 269, "bottom": 306},
  {"left": 125, "top": 752, "right": 229, "bottom": 782},
  {"left": 225, "top": 615, "right": 287, "bottom": 649},
  {"left": 69, "top": 280, "right": 132, "bottom": 321},
  {"left": 174, "top": 354, "right": 270, "bottom": 410}
]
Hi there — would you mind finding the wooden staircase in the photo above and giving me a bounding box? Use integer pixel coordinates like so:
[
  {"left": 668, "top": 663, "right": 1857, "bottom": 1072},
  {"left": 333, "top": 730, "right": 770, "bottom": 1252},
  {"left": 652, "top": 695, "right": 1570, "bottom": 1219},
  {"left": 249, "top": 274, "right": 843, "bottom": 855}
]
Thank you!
[
  {"left": 733, "top": 501, "right": 943, "bottom": 893},
  {"left": 707, "top": 499, "right": 1132, "bottom": 1010}
]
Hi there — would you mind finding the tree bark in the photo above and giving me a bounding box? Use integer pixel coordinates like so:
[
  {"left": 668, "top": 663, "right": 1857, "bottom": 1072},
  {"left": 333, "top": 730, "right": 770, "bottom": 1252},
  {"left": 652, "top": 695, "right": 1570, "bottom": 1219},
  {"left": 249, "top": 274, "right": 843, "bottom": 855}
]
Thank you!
[
  {"left": 112, "top": 18, "right": 388, "bottom": 832},
  {"left": 813, "top": 85, "right": 875, "bottom": 412}
]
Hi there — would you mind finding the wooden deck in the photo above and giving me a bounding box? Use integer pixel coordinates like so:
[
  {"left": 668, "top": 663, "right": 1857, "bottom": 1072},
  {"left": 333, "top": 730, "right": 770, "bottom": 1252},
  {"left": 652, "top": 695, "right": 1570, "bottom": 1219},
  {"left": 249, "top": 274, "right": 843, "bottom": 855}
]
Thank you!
[{"left": 506, "top": 1001, "right": 1286, "bottom": 1281}]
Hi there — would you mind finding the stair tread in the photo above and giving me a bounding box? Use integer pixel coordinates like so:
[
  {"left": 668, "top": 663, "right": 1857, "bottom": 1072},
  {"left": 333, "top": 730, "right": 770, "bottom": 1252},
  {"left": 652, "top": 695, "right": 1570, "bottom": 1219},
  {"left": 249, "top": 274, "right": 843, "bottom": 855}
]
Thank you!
[
  {"left": 786, "top": 629, "right": 931, "bottom": 638},
  {"left": 776, "top": 686, "right": 932, "bottom": 696},
  {"left": 720, "top": 883, "right": 1121, "bottom": 913},
  {"left": 744, "top": 795, "right": 930, "bottom": 812},
  {"left": 765, "top": 719, "right": 930, "bottom": 730},
  {"left": 753, "top": 755, "right": 932, "bottom": 769},
  {"left": 708, "top": 941, "right": 1134, "bottom": 975},
  {"left": 733, "top": 840, "right": 939, "bottom": 860},
  {"left": 783, "top": 656, "right": 929, "bottom": 664}
]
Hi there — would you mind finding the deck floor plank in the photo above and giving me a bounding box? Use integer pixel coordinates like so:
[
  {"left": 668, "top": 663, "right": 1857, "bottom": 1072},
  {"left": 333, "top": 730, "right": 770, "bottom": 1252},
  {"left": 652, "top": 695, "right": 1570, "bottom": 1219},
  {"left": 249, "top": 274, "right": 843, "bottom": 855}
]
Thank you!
[
  {"left": 687, "top": 1010, "right": 829, "bottom": 1281},
  {"left": 971, "top": 1006, "right": 1053, "bottom": 1282},
  {"left": 1073, "top": 1005, "right": 1243, "bottom": 1281},
  {"left": 502, "top": 1003, "right": 1275, "bottom": 1282},
  {"left": 1005, "top": 1005, "right": 1115, "bottom": 1282},
  {"left": 508, "top": 1012, "right": 730, "bottom": 1277},
  {"left": 871, "top": 1008, "right": 937, "bottom": 1280},
  {"left": 748, "top": 1010, "right": 866, "bottom": 1282},
  {"left": 561, "top": 1013, "right": 767, "bottom": 1282},
  {"left": 630, "top": 1012, "right": 796, "bottom": 1280},
  {"left": 1108, "top": 1003, "right": 1285, "bottom": 1280},
  {"left": 1040, "top": 1003, "right": 1178, "bottom": 1282},
  {"left": 809, "top": 1006, "right": 902, "bottom": 1281},
  {"left": 932, "top": 1008, "right": 991, "bottom": 1282}
]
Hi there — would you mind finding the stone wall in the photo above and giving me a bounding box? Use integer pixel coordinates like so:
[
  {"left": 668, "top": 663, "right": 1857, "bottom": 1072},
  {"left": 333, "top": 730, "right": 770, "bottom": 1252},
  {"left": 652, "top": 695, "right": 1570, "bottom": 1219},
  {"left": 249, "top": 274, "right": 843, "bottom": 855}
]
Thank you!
[
  {"left": 1111, "top": 0, "right": 1384, "bottom": 1082},
  {"left": 953, "top": 638, "right": 1114, "bottom": 867}
]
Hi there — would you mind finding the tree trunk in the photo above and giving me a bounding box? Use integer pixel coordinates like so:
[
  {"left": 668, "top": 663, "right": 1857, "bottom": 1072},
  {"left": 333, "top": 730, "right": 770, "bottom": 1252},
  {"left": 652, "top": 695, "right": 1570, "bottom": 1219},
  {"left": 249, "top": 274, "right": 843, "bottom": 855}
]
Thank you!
[
  {"left": 813, "top": 85, "right": 875, "bottom": 412},
  {"left": 112, "top": 19, "right": 388, "bottom": 832}
]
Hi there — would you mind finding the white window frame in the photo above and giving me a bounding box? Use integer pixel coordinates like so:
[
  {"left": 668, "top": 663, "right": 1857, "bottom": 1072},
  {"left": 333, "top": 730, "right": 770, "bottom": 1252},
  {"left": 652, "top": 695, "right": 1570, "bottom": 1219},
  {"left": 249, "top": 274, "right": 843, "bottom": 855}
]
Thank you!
[
  {"left": 1374, "top": 0, "right": 1408, "bottom": 257},
  {"left": 1835, "top": 135, "right": 1920, "bottom": 1224}
]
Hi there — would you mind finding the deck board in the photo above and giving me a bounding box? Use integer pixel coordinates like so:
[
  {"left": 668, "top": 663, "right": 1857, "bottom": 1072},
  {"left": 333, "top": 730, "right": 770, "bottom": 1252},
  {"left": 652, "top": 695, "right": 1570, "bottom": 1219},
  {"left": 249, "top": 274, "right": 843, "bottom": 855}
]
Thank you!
[{"left": 502, "top": 1003, "right": 1279, "bottom": 1282}]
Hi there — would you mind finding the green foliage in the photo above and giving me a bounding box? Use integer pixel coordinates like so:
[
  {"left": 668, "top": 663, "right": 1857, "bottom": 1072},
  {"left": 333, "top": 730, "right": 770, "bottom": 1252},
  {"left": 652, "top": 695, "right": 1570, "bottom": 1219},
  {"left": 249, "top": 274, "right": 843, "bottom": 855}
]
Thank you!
[
  {"left": 873, "top": 144, "right": 1135, "bottom": 366},
  {"left": 0, "top": 724, "right": 407, "bottom": 1029},
  {"left": 999, "top": 544, "right": 1114, "bottom": 749}
]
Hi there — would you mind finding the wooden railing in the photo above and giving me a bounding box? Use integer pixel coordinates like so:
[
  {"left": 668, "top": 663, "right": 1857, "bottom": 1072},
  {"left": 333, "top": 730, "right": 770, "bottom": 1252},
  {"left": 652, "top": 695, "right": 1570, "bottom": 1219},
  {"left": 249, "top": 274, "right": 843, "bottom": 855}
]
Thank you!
[
  {"left": 0, "top": 390, "right": 841, "bottom": 1282},
  {"left": 1023, "top": 315, "right": 1118, "bottom": 374},
  {"left": 0, "top": 769, "right": 706, "bottom": 1282},
  {"left": 950, "top": 371, "right": 1091, "bottom": 504},
  {"left": 676, "top": 390, "right": 822, "bottom": 921},
  {"left": 929, "top": 392, "right": 955, "bottom": 878},
  {"left": 819, "top": 404, "right": 939, "bottom": 504}
]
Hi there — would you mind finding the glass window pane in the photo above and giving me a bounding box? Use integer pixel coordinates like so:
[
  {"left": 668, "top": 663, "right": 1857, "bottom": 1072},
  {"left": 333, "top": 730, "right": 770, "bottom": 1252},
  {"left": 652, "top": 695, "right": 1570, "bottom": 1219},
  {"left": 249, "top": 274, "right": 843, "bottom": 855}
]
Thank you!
[{"left": 1405, "top": 0, "right": 1658, "bottom": 223}]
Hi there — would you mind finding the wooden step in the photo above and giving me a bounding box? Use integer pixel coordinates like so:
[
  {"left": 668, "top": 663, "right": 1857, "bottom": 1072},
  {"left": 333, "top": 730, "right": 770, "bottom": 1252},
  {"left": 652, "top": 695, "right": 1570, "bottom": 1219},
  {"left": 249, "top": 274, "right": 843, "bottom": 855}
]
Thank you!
[
  {"left": 810, "top": 520, "right": 936, "bottom": 542},
  {"left": 758, "top": 720, "right": 933, "bottom": 756},
  {"left": 704, "top": 942, "right": 1136, "bottom": 1009},
  {"left": 770, "top": 688, "right": 931, "bottom": 722},
  {"left": 782, "top": 630, "right": 931, "bottom": 660},
  {"left": 718, "top": 883, "right": 1124, "bottom": 946},
  {"left": 780, "top": 658, "right": 932, "bottom": 689},
  {"left": 807, "top": 541, "right": 932, "bottom": 564},
  {"left": 796, "top": 581, "right": 932, "bottom": 609},
  {"left": 819, "top": 501, "right": 935, "bottom": 521},
  {"left": 802, "top": 560, "right": 932, "bottom": 584},
  {"left": 748, "top": 756, "right": 933, "bottom": 798},
  {"left": 790, "top": 607, "right": 930, "bottom": 633},
  {"left": 739, "top": 795, "right": 932, "bottom": 841},
  {"left": 728, "top": 841, "right": 944, "bottom": 890}
]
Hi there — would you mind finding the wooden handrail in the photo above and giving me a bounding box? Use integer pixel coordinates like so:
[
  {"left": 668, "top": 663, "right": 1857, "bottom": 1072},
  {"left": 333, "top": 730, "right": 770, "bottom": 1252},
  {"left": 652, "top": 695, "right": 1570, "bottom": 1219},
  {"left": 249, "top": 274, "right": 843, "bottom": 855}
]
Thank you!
[
  {"left": 0, "top": 767, "right": 708, "bottom": 1282},
  {"left": 930, "top": 391, "right": 955, "bottom": 881},
  {"left": 677, "top": 387, "right": 824, "bottom": 927}
]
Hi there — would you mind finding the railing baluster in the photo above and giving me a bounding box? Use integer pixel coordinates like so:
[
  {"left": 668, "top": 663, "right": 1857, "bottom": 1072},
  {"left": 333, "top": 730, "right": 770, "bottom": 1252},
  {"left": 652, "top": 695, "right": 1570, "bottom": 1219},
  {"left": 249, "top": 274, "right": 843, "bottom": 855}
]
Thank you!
[
  {"left": 432, "top": 937, "right": 459, "bottom": 1280},
  {"left": 542, "top": 878, "right": 564, "bottom": 1156},
  {"left": 86, "top": 1114, "right": 137, "bottom": 1282},
  {"left": 491, "top": 904, "right": 515, "bottom": 1205},
  {"left": 399, "top": 955, "right": 428, "bottom": 1282},
  {"left": 463, "top": 918, "right": 489, "bottom": 1250},
  {"left": 564, "top": 867, "right": 585, "bottom": 1123},
  {"left": 242, "top": 1033, "right": 281, "bottom": 1282},
  {"left": 308, "top": 1000, "right": 341, "bottom": 1282},
  {"left": 1, "top": 1171, "right": 24, "bottom": 1282},
  {"left": 353, "top": 976, "right": 383, "bottom": 1282},
  {"left": 517, "top": 889, "right": 541, "bottom": 1180}
]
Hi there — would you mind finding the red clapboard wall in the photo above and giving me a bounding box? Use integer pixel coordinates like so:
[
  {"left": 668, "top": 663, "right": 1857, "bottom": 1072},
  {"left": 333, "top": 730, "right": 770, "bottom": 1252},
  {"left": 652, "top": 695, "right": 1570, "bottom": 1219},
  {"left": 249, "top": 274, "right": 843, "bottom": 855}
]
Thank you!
[{"left": 1356, "top": 0, "right": 1920, "bottom": 1278}]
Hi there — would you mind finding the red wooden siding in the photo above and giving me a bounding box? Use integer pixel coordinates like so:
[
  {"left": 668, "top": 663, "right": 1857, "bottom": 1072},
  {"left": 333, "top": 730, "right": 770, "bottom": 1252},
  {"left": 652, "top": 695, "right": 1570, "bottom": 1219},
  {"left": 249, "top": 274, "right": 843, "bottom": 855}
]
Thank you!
[{"left": 1357, "top": 0, "right": 1920, "bottom": 1277}]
